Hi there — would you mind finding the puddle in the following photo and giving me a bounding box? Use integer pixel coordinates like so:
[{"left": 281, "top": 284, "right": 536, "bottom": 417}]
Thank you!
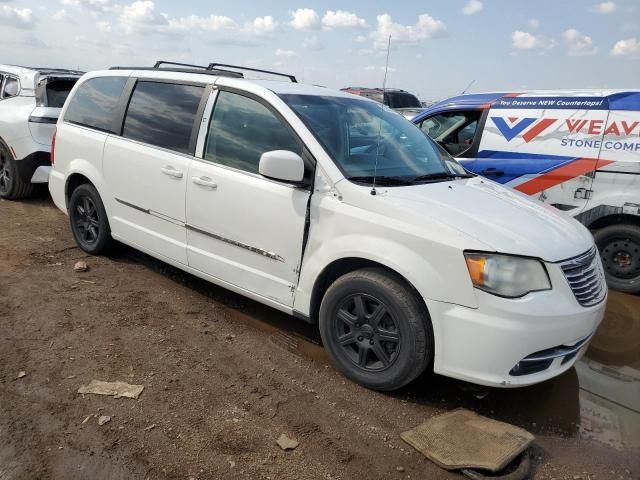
[{"left": 118, "top": 245, "right": 640, "bottom": 453}]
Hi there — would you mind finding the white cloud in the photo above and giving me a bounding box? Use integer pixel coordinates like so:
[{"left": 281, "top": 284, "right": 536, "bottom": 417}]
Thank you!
[
  {"left": 241, "top": 15, "right": 278, "bottom": 35},
  {"left": 528, "top": 18, "right": 540, "bottom": 29},
  {"left": 511, "top": 30, "right": 555, "bottom": 50},
  {"left": 355, "top": 34, "right": 367, "bottom": 43},
  {"left": 167, "top": 14, "right": 235, "bottom": 33},
  {"left": 462, "top": 0, "right": 483, "bottom": 15},
  {"left": 590, "top": 2, "right": 616, "bottom": 14},
  {"left": 119, "top": 0, "right": 167, "bottom": 33},
  {"left": 119, "top": 1, "right": 235, "bottom": 35},
  {"left": 322, "top": 10, "right": 366, "bottom": 29},
  {"left": 60, "top": 0, "right": 113, "bottom": 12},
  {"left": 288, "top": 8, "right": 320, "bottom": 30},
  {"left": 0, "top": 5, "right": 35, "bottom": 29},
  {"left": 275, "top": 48, "right": 296, "bottom": 57},
  {"left": 610, "top": 37, "right": 640, "bottom": 57},
  {"left": 512, "top": 31, "right": 538, "bottom": 49},
  {"left": 52, "top": 9, "right": 68, "bottom": 21},
  {"left": 562, "top": 28, "right": 597, "bottom": 56},
  {"left": 96, "top": 20, "right": 111, "bottom": 32},
  {"left": 372, "top": 13, "right": 447, "bottom": 49}
]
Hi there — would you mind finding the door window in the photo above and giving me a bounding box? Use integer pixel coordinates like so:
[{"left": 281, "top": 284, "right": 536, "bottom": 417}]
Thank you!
[
  {"left": 204, "top": 91, "right": 301, "bottom": 174},
  {"left": 419, "top": 111, "right": 481, "bottom": 157},
  {"left": 123, "top": 81, "right": 204, "bottom": 155},
  {"left": 64, "top": 76, "right": 128, "bottom": 133}
]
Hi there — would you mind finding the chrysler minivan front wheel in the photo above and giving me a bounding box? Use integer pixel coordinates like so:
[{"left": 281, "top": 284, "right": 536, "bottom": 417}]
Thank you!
[
  {"left": 319, "top": 268, "right": 433, "bottom": 391},
  {"left": 69, "top": 183, "right": 112, "bottom": 255}
]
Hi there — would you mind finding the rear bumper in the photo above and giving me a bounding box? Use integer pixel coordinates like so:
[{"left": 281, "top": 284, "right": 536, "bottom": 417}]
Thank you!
[
  {"left": 426, "top": 283, "right": 607, "bottom": 387},
  {"left": 48, "top": 169, "right": 67, "bottom": 213},
  {"left": 15, "top": 151, "right": 51, "bottom": 183}
]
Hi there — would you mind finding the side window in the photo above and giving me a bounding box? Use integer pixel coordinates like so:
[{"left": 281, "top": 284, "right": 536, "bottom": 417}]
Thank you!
[
  {"left": 122, "top": 81, "right": 204, "bottom": 155},
  {"left": 204, "top": 91, "right": 301, "bottom": 174},
  {"left": 2, "top": 76, "right": 19, "bottom": 99},
  {"left": 64, "top": 76, "right": 128, "bottom": 133},
  {"left": 419, "top": 111, "right": 481, "bottom": 157}
]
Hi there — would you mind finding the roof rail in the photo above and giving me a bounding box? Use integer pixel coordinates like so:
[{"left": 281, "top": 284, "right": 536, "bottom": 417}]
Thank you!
[
  {"left": 109, "top": 65, "right": 243, "bottom": 79},
  {"left": 154, "top": 61, "right": 208, "bottom": 70},
  {"left": 207, "top": 63, "right": 297, "bottom": 83}
]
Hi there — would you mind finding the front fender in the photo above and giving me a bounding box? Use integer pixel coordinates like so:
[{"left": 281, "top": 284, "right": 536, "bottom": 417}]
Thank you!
[{"left": 294, "top": 230, "right": 479, "bottom": 316}]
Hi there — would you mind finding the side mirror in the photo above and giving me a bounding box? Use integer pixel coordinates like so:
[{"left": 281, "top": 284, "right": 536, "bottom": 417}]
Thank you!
[{"left": 259, "top": 150, "right": 305, "bottom": 184}]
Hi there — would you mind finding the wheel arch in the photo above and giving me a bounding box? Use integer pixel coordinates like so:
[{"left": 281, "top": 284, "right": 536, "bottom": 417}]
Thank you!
[
  {"left": 589, "top": 213, "right": 640, "bottom": 230},
  {"left": 307, "top": 257, "right": 428, "bottom": 326}
]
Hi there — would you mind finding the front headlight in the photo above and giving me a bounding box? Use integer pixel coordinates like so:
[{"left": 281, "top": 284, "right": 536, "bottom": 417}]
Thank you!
[{"left": 464, "top": 252, "right": 551, "bottom": 298}]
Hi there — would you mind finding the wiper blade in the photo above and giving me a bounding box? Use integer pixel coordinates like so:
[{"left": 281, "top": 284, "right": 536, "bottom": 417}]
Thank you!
[
  {"left": 347, "top": 175, "right": 414, "bottom": 186},
  {"left": 412, "top": 172, "right": 474, "bottom": 183}
]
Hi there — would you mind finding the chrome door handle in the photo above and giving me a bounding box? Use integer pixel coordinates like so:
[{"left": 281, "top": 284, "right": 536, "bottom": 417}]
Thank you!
[
  {"left": 161, "top": 166, "right": 184, "bottom": 179},
  {"left": 192, "top": 176, "right": 217, "bottom": 189}
]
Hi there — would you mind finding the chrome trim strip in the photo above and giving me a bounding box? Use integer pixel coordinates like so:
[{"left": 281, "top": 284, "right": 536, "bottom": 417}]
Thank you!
[
  {"left": 116, "top": 197, "right": 149, "bottom": 214},
  {"left": 115, "top": 198, "right": 286, "bottom": 262},
  {"left": 186, "top": 224, "right": 285, "bottom": 263},
  {"left": 520, "top": 333, "right": 593, "bottom": 362}
]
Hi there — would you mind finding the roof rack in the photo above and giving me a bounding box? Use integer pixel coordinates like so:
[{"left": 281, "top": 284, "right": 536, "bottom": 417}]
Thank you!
[
  {"left": 207, "top": 63, "right": 297, "bottom": 83},
  {"left": 109, "top": 61, "right": 296, "bottom": 82}
]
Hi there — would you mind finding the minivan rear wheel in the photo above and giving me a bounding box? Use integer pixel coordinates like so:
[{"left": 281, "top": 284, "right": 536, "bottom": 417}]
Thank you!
[
  {"left": 0, "top": 144, "right": 34, "bottom": 200},
  {"left": 594, "top": 224, "right": 640, "bottom": 294},
  {"left": 319, "top": 268, "right": 433, "bottom": 391},
  {"left": 69, "top": 183, "right": 112, "bottom": 255}
]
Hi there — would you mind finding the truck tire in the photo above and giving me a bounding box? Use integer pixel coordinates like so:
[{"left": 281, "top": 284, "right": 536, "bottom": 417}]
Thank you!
[
  {"left": 69, "top": 183, "right": 112, "bottom": 255},
  {"left": 594, "top": 224, "right": 640, "bottom": 294},
  {"left": 0, "top": 144, "right": 35, "bottom": 200},
  {"left": 319, "top": 267, "right": 433, "bottom": 391}
]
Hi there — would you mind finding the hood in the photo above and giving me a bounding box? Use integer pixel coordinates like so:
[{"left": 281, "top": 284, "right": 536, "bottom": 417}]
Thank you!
[{"left": 348, "top": 177, "right": 594, "bottom": 263}]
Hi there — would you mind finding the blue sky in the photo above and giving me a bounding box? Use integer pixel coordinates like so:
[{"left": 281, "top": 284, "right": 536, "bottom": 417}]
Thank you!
[{"left": 1, "top": 0, "right": 639, "bottom": 100}]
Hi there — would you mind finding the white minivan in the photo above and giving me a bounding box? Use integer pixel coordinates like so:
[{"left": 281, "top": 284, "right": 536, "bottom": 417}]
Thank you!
[{"left": 49, "top": 63, "right": 607, "bottom": 391}]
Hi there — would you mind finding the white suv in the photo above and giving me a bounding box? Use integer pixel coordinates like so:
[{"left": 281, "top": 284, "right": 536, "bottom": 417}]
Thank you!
[
  {"left": 49, "top": 63, "right": 607, "bottom": 391},
  {"left": 0, "top": 65, "right": 82, "bottom": 199}
]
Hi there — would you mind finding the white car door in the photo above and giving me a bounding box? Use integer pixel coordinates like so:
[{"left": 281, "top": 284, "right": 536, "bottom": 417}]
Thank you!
[
  {"left": 186, "top": 89, "right": 312, "bottom": 307},
  {"left": 104, "top": 80, "right": 208, "bottom": 264}
]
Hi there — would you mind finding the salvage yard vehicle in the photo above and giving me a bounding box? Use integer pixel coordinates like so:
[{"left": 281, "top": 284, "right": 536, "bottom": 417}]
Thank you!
[
  {"left": 50, "top": 62, "right": 607, "bottom": 391},
  {"left": 341, "top": 87, "right": 425, "bottom": 120},
  {"left": 413, "top": 90, "right": 640, "bottom": 294},
  {"left": 0, "top": 64, "right": 82, "bottom": 199}
]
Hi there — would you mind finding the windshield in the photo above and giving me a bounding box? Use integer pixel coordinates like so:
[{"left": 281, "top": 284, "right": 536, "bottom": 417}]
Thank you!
[
  {"left": 280, "top": 94, "right": 468, "bottom": 185},
  {"left": 384, "top": 92, "right": 422, "bottom": 109}
]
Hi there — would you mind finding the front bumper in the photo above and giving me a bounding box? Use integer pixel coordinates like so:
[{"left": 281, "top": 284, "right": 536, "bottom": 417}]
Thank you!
[{"left": 426, "top": 264, "right": 607, "bottom": 387}]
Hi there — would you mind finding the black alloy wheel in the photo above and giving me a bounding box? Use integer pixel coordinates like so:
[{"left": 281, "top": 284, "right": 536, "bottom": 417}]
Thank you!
[
  {"left": 69, "top": 183, "right": 112, "bottom": 255},
  {"left": 319, "top": 268, "right": 433, "bottom": 391},
  {"left": 333, "top": 293, "right": 401, "bottom": 372}
]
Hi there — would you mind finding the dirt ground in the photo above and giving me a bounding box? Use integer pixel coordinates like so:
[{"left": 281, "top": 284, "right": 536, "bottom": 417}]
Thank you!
[{"left": 1, "top": 193, "right": 639, "bottom": 480}]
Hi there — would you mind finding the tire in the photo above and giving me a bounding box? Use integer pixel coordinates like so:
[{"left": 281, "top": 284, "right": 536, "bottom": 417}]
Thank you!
[
  {"left": 594, "top": 224, "right": 640, "bottom": 294},
  {"left": 319, "top": 268, "right": 433, "bottom": 391},
  {"left": 0, "top": 143, "right": 34, "bottom": 200},
  {"left": 68, "top": 183, "right": 112, "bottom": 255}
]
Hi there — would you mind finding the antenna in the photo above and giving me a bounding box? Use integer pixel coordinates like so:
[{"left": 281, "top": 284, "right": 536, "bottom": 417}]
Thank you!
[
  {"left": 371, "top": 35, "right": 392, "bottom": 196},
  {"left": 461, "top": 79, "right": 476, "bottom": 94}
]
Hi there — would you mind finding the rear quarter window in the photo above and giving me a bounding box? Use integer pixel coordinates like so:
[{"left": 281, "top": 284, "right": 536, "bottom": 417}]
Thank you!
[{"left": 64, "top": 76, "right": 128, "bottom": 133}]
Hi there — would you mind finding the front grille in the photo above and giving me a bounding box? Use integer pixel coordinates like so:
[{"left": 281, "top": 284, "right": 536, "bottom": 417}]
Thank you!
[{"left": 559, "top": 247, "right": 606, "bottom": 307}]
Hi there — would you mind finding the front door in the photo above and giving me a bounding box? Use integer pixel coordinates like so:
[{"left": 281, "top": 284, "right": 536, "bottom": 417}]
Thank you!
[{"left": 186, "top": 89, "right": 312, "bottom": 307}]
